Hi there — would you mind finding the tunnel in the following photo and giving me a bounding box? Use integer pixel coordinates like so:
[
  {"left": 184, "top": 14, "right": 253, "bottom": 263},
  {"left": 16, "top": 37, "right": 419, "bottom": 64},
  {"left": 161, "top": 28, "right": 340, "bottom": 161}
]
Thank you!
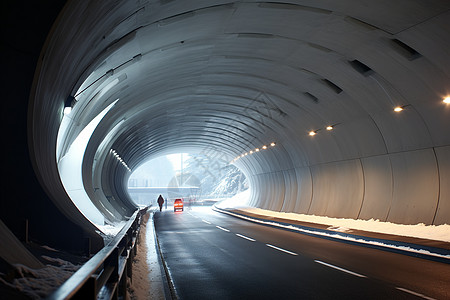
[{"left": 2, "top": 0, "right": 450, "bottom": 297}]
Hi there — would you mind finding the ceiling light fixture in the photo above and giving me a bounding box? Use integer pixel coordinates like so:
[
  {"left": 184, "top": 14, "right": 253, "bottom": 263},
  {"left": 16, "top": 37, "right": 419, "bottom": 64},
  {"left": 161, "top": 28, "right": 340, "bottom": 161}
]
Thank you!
[{"left": 230, "top": 142, "right": 277, "bottom": 164}]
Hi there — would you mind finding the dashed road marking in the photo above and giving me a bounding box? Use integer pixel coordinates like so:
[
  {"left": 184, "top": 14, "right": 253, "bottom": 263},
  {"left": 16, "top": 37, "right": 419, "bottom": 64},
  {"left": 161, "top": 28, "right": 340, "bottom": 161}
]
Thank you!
[
  {"left": 236, "top": 234, "right": 256, "bottom": 242},
  {"left": 314, "top": 260, "right": 366, "bottom": 278},
  {"left": 216, "top": 226, "right": 230, "bottom": 232},
  {"left": 396, "top": 287, "right": 436, "bottom": 300},
  {"left": 202, "top": 220, "right": 211, "bottom": 224},
  {"left": 266, "top": 244, "right": 298, "bottom": 256}
]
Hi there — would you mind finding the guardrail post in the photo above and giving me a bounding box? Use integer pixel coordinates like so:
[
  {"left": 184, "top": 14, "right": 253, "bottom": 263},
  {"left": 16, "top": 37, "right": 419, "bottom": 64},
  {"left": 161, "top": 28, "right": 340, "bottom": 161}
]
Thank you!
[
  {"left": 73, "top": 275, "right": 96, "bottom": 299},
  {"left": 106, "top": 247, "right": 119, "bottom": 283},
  {"left": 24, "top": 219, "right": 29, "bottom": 243}
]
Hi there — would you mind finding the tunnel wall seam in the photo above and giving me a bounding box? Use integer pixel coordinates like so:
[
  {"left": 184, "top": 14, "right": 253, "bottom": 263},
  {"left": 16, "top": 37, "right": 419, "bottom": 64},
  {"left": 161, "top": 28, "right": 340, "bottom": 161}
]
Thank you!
[
  {"left": 431, "top": 147, "right": 441, "bottom": 225},
  {"left": 356, "top": 158, "right": 366, "bottom": 220}
]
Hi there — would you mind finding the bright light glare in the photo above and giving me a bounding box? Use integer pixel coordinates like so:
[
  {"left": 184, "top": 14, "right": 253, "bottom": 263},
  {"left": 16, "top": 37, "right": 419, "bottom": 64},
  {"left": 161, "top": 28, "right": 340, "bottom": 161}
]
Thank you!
[
  {"left": 444, "top": 96, "right": 450, "bottom": 104},
  {"left": 394, "top": 106, "right": 403, "bottom": 112},
  {"left": 262, "top": 145, "right": 267, "bottom": 150},
  {"left": 270, "top": 142, "right": 276, "bottom": 146},
  {"left": 326, "top": 126, "right": 333, "bottom": 131},
  {"left": 64, "top": 106, "right": 72, "bottom": 115},
  {"left": 309, "top": 131, "right": 316, "bottom": 136}
]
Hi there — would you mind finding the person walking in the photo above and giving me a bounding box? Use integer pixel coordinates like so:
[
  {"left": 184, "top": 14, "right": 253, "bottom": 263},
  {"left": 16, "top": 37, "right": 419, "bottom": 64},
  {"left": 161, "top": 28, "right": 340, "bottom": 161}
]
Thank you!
[{"left": 157, "top": 194, "right": 164, "bottom": 212}]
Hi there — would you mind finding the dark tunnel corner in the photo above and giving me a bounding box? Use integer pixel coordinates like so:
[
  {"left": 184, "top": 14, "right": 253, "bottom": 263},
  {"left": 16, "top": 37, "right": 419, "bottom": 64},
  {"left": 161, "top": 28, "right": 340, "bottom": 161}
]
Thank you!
[{"left": 1, "top": 0, "right": 103, "bottom": 256}]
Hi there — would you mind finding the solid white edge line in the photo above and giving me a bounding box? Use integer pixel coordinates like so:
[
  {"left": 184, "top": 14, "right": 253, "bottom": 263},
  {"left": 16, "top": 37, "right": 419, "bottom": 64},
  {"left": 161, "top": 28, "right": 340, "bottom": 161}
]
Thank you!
[
  {"left": 266, "top": 244, "right": 298, "bottom": 256},
  {"left": 314, "top": 260, "right": 366, "bottom": 278},
  {"left": 216, "top": 226, "right": 230, "bottom": 232},
  {"left": 202, "top": 220, "right": 211, "bottom": 224},
  {"left": 236, "top": 233, "right": 256, "bottom": 242},
  {"left": 396, "top": 287, "right": 436, "bottom": 300},
  {"left": 213, "top": 207, "right": 450, "bottom": 261}
]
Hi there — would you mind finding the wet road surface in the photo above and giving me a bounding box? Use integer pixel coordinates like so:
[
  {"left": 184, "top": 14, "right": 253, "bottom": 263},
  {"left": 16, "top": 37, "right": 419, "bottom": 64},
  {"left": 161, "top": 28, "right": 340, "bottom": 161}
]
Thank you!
[{"left": 154, "top": 206, "right": 450, "bottom": 300}]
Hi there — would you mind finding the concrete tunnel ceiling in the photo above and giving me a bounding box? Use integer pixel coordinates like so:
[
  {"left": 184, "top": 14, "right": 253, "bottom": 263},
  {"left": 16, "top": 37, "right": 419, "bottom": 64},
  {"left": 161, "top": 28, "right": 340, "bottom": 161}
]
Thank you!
[{"left": 29, "top": 0, "right": 450, "bottom": 232}]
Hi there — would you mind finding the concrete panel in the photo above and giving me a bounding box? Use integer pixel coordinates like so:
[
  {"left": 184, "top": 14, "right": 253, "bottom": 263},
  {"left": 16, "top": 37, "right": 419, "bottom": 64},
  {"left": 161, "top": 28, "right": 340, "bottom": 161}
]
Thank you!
[
  {"left": 309, "top": 160, "right": 364, "bottom": 219},
  {"left": 268, "top": 172, "right": 285, "bottom": 212},
  {"left": 293, "top": 167, "right": 313, "bottom": 214},
  {"left": 260, "top": 174, "right": 273, "bottom": 210},
  {"left": 358, "top": 155, "right": 393, "bottom": 221},
  {"left": 388, "top": 149, "right": 439, "bottom": 225},
  {"left": 433, "top": 146, "right": 450, "bottom": 225},
  {"left": 281, "top": 169, "right": 298, "bottom": 213},
  {"left": 372, "top": 109, "right": 433, "bottom": 153}
]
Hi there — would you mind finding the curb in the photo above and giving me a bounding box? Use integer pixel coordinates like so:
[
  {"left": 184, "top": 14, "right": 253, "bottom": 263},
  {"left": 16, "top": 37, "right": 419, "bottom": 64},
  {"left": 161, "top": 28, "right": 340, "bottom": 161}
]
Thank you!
[
  {"left": 213, "top": 206, "right": 450, "bottom": 264},
  {"left": 151, "top": 212, "right": 179, "bottom": 300}
]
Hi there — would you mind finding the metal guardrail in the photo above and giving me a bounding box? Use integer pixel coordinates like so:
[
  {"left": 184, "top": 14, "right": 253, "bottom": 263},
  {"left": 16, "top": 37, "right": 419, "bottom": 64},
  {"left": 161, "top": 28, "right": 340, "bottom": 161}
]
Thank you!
[{"left": 47, "top": 207, "right": 148, "bottom": 300}]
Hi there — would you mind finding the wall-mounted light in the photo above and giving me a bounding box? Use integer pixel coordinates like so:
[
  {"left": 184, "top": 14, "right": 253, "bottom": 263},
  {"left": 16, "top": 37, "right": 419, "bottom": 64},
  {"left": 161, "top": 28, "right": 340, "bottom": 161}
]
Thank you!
[
  {"left": 262, "top": 145, "right": 267, "bottom": 150},
  {"left": 326, "top": 126, "right": 334, "bottom": 131},
  {"left": 309, "top": 131, "right": 317, "bottom": 136},
  {"left": 394, "top": 104, "right": 412, "bottom": 112},
  {"left": 110, "top": 149, "right": 131, "bottom": 172},
  {"left": 270, "top": 142, "right": 276, "bottom": 147},
  {"left": 444, "top": 96, "right": 450, "bottom": 104}
]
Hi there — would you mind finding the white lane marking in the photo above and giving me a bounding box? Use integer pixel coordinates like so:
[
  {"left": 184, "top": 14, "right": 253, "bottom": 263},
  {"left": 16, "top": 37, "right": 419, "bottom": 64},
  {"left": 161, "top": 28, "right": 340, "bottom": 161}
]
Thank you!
[
  {"left": 396, "top": 287, "right": 436, "bottom": 300},
  {"left": 236, "top": 234, "right": 256, "bottom": 242},
  {"left": 213, "top": 207, "right": 450, "bottom": 261},
  {"left": 202, "top": 220, "right": 211, "bottom": 224},
  {"left": 314, "top": 260, "right": 366, "bottom": 278},
  {"left": 266, "top": 244, "right": 298, "bottom": 256},
  {"left": 216, "top": 226, "right": 230, "bottom": 232}
]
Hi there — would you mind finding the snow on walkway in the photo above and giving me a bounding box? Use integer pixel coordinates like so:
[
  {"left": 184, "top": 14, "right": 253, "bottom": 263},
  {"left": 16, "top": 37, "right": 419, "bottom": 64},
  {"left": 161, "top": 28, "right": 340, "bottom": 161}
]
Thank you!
[{"left": 217, "top": 190, "right": 450, "bottom": 243}]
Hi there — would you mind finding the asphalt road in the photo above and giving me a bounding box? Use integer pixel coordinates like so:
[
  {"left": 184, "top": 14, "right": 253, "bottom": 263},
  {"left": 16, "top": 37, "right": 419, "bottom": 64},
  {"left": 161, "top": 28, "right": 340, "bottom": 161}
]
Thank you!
[{"left": 153, "top": 206, "right": 450, "bottom": 300}]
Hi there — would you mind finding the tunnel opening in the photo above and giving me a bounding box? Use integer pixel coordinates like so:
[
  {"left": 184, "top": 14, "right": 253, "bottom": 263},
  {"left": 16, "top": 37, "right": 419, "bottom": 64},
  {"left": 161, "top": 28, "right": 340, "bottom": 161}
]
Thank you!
[{"left": 127, "top": 153, "right": 249, "bottom": 208}]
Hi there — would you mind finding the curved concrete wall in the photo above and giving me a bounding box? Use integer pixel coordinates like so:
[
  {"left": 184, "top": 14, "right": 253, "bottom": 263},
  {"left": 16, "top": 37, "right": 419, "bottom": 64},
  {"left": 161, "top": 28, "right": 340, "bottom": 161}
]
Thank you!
[
  {"left": 358, "top": 155, "right": 393, "bottom": 221},
  {"left": 309, "top": 159, "right": 365, "bottom": 219},
  {"left": 248, "top": 145, "right": 448, "bottom": 225},
  {"left": 388, "top": 149, "right": 439, "bottom": 224},
  {"left": 16, "top": 0, "right": 450, "bottom": 263}
]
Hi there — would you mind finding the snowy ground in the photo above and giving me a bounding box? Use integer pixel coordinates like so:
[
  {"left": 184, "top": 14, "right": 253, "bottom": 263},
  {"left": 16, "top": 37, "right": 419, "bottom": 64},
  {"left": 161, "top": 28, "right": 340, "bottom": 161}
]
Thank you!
[
  {"left": 0, "top": 255, "right": 81, "bottom": 299},
  {"left": 217, "top": 190, "right": 450, "bottom": 243}
]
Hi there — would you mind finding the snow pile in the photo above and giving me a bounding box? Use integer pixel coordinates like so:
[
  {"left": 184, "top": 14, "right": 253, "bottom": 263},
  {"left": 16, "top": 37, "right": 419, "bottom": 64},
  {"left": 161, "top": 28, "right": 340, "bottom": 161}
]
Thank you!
[
  {"left": 217, "top": 209, "right": 450, "bottom": 260},
  {"left": 0, "top": 256, "right": 80, "bottom": 299},
  {"left": 217, "top": 191, "right": 450, "bottom": 243},
  {"left": 216, "top": 189, "right": 251, "bottom": 208},
  {"left": 97, "top": 221, "right": 127, "bottom": 245},
  {"left": 242, "top": 207, "right": 450, "bottom": 243}
]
